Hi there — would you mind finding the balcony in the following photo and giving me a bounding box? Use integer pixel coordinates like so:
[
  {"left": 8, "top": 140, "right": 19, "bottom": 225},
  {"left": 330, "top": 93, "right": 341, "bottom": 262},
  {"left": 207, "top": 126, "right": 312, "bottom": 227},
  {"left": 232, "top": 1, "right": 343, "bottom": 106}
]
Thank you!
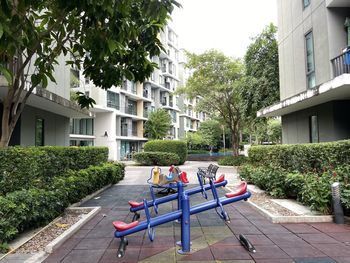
[
  {"left": 121, "top": 127, "right": 128, "bottom": 136},
  {"left": 122, "top": 81, "right": 137, "bottom": 94},
  {"left": 123, "top": 106, "right": 137, "bottom": 115},
  {"left": 331, "top": 50, "right": 350, "bottom": 78},
  {"left": 326, "top": 0, "right": 350, "bottom": 7},
  {"left": 161, "top": 98, "right": 167, "bottom": 106},
  {"left": 132, "top": 128, "right": 138, "bottom": 137}
]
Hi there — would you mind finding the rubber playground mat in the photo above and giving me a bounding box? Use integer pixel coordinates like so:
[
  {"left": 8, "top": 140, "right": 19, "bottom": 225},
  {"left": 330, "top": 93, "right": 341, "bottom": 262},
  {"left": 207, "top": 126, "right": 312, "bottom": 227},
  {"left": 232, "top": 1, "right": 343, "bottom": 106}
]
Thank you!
[{"left": 43, "top": 185, "right": 350, "bottom": 263}]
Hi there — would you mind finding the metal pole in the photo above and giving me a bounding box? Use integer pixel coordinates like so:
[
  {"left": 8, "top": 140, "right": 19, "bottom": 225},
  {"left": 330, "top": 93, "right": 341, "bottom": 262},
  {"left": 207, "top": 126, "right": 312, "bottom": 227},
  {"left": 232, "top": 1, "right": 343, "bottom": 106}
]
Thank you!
[
  {"left": 331, "top": 182, "right": 344, "bottom": 224},
  {"left": 178, "top": 193, "right": 191, "bottom": 254}
]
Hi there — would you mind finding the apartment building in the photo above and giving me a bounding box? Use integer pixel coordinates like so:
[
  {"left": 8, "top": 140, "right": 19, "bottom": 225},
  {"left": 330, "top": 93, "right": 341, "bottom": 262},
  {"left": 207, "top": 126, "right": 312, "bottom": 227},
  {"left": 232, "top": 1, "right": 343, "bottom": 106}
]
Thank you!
[
  {"left": 178, "top": 49, "right": 207, "bottom": 139},
  {"left": 0, "top": 54, "right": 92, "bottom": 147},
  {"left": 71, "top": 25, "right": 184, "bottom": 160},
  {"left": 258, "top": 0, "right": 350, "bottom": 144}
]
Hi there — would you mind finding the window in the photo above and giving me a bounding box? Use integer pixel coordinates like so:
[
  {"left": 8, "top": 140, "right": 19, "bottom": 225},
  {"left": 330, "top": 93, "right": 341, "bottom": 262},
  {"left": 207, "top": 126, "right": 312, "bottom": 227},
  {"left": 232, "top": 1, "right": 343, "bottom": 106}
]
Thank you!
[
  {"left": 305, "top": 31, "right": 316, "bottom": 89},
  {"left": 107, "top": 91, "right": 120, "bottom": 110},
  {"left": 35, "top": 118, "right": 44, "bottom": 146},
  {"left": 70, "top": 119, "right": 94, "bottom": 135},
  {"left": 309, "top": 115, "right": 319, "bottom": 143},
  {"left": 303, "top": 0, "right": 310, "bottom": 8}
]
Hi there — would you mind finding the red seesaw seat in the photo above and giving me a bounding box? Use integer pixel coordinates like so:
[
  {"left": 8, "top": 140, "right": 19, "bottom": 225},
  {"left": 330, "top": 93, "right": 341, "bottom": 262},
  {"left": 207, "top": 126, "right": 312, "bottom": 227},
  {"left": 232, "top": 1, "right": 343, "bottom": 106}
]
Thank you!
[
  {"left": 113, "top": 221, "right": 139, "bottom": 231},
  {"left": 180, "top": 171, "right": 189, "bottom": 184},
  {"left": 225, "top": 182, "right": 247, "bottom": 198},
  {"left": 214, "top": 174, "right": 225, "bottom": 184},
  {"left": 128, "top": 201, "right": 143, "bottom": 208}
]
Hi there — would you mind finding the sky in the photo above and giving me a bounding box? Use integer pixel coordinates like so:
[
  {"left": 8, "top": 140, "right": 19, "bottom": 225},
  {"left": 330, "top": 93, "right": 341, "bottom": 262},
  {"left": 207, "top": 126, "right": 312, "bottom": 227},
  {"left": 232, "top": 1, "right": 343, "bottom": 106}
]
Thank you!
[{"left": 171, "top": 0, "right": 278, "bottom": 59}]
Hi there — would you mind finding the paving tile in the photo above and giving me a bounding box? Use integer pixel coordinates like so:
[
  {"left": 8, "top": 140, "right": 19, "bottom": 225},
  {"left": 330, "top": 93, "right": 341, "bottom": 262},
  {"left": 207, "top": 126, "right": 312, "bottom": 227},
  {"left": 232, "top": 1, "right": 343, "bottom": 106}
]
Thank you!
[
  {"left": 254, "top": 259, "right": 295, "bottom": 263},
  {"left": 282, "top": 224, "right": 321, "bottom": 234},
  {"left": 267, "top": 233, "right": 309, "bottom": 247},
  {"left": 139, "top": 246, "right": 174, "bottom": 261},
  {"left": 333, "top": 257, "right": 350, "bottom": 263},
  {"left": 61, "top": 249, "right": 105, "bottom": 263},
  {"left": 108, "top": 235, "right": 144, "bottom": 249},
  {"left": 210, "top": 245, "right": 252, "bottom": 260},
  {"left": 211, "top": 236, "right": 241, "bottom": 246},
  {"left": 298, "top": 233, "right": 339, "bottom": 244},
  {"left": 280, "top": 244, "right": 326, "bottom": 258},
  {"left": 294, "top": 258, "right": 336, "bottom": 263},
  {"left": 227, "top": 219, "right": 254, "bottom": 226},
  {"left": 250, "top": 245, "right": 290, "bottom": 260},
  {"left": 249, "top": 219, "right": 275, "bottom": 227},
  {"left": 71, "top": 229, "right": 91, "bottom": 239},
  {"left": 229, "top": 225, "right": 262, "bottom": 235},
  {"left": 258, "top": 225, "right": 291, "bottom": 234},
  {"left": 42, "top": 248, "right": 71, "bottom": 263},
  {"left": 312, "top": 243, "right": 350, "bottom": 257},
  {"left": 75, "top": 238, "right": 113, "bottom": 250},
  {"left": 142, "top": 236, "right": 175, "bottom": 248},
  {"left": 177, "top": 247, "right": 214, "bottom": 261},
  {"left": 311, "top": 223, "right": 350, "bottom": 233},
  {"left": 99, "top": 248, "right": 140, "bottom": 263},
  {"left": 327, "top": 232, "right": 350, "bottom": 243},
  {"left": 58, "top": 237, "right": 83, "bottom": 250}
]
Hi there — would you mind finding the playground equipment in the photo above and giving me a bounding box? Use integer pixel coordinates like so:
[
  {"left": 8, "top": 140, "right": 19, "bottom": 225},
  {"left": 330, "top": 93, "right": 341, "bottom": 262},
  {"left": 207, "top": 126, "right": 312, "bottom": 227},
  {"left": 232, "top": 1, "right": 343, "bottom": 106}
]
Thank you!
[
  {"left": 113, "top": 172, "right": 252, "bottom": 257},
  {"left": 128, "top": 173, "right": 227, "bottom": 220},
  {"left": 198, "top": 164, "right": 219, "bottom": 184},
  {"left": 147, "top": 166, "right": 189, "bottom": 195}
]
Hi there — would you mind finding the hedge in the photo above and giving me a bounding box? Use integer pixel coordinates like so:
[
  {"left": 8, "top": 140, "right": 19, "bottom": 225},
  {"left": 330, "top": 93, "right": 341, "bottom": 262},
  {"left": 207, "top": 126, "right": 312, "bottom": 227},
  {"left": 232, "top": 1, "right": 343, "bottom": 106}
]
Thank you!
[
  {"left": 133, "top": 152, "right": 180, "bottom": 166},
  {"left": 144, "top": 140, "right": 187, "bottom": 164},
  {"left": 248, "top": 140, "right": 350, "bottom": 173},
  {"left": 218, "top": 156, "right": 247, "bottom": 166},
  {"left": 0, "top": 162, "right": 124, "bottom": 246},
  {"left": 0, "top": 146, "right": 108, "bottom": 195}
]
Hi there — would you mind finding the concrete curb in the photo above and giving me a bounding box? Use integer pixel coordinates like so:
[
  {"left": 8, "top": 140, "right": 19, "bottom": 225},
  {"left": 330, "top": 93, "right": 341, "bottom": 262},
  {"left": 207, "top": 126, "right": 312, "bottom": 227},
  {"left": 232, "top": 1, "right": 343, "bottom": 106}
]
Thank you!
[
  {"left": 248, "top": 200, "right": 334, "bottom": 223},
  {"left": 44, "top": 206, "right": 101, "bottom": 254}
]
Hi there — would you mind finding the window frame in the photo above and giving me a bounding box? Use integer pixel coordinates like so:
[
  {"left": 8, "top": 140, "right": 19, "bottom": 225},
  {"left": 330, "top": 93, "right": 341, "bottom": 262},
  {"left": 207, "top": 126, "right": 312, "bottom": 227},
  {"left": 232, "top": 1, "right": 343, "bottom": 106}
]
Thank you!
[
  {"left": 309, "top": 115, "right": 319, "bottom": 143},
  {"left": 35, "top": 117, "right": 45, "bottom": 146},
  {"left": 305, "top": 30, "right": 316, "bottom": 89},
  {"left": 303, "top": 0, "right": 310, "bottom": 9}
]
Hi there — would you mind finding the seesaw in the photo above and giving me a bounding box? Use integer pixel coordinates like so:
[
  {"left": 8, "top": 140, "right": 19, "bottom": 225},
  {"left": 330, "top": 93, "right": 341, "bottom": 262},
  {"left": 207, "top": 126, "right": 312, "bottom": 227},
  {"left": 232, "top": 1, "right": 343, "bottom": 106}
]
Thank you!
[
  {"left": 113, "top": 174, "right": 255, "bottom": 257},
  {"left": 128, "top": 173, "right": 227, "bottom": 221}
]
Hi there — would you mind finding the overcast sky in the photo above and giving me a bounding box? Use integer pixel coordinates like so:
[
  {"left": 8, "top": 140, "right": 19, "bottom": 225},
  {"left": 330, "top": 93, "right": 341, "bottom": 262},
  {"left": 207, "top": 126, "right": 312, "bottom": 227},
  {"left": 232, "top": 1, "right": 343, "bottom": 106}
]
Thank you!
[{"left": 171, "top": 0, "right": 278, "bottom": 59}]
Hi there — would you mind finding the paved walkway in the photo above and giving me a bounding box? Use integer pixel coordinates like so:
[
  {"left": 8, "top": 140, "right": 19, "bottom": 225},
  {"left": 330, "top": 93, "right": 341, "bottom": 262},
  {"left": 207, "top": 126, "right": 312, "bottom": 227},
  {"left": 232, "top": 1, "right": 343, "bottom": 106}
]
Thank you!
[{"left": 43, "top": 163, "right": 350, "bottom": 263}]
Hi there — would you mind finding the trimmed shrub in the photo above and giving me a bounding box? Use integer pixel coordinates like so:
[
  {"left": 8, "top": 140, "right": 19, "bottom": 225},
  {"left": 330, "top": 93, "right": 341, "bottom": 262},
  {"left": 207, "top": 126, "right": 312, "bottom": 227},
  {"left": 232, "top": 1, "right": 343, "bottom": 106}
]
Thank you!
[
  {"left": 218, "top": 155, "right": 247, "bottom": 166},
  {"left": 0, "top": 146, "right": 108, "bottom": 195},
  {"left": 248, "top": 140, "right": 350, "bottom": 173},
  {"left": 133, "top": 152, "right": 180, "bottom": 166},
  {"left": 144, "top": 140, "right": 187, "bottom": 164},
  {"left": 0, "top": 162, "right": 124, "bottom": 245}
]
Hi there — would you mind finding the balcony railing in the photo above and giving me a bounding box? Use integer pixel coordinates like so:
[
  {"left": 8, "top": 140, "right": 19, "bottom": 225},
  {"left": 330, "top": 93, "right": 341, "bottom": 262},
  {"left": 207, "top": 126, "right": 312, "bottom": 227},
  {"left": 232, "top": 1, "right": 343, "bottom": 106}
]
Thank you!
[
  {"left": 132, "top": 128, "right": 138, "bottom": 137},
  {"left": 331, "top": 50, "right": 350, "bottom": 78},
  {"left": 122, "top": 81, "right": 137, "bottom": 94},
  {"left": 123, "top": 106, "right": 137, "bottom": 115}
]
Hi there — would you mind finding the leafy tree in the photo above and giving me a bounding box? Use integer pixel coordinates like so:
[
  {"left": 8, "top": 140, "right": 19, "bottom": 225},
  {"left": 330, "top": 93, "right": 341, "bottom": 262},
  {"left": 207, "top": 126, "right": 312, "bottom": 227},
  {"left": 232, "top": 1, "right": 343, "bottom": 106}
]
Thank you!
[
  {"left": 198, "top": 120, "right": 222, "bottom": 150},
  {"left": 178, "top": 50, "right": 243, "bottom": 156},
  {"left": 239, "top": 24, "right": 280, "bottom": 142},
  {"left": 0, "top": 0, "right": 179, "bottom": 147},
  {"left": 144, "top": 109, "right": 172, "bottom": 140},
  {"left": 186, "top": 132, "right": 206, "bottom": 150}
]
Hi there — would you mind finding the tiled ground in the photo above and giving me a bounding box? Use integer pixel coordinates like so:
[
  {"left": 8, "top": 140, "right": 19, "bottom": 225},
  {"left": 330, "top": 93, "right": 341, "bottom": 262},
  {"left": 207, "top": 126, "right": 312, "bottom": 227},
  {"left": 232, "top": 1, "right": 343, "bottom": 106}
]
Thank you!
[{"left": 43, "top": 184, "right": 350, "bottom": 263}]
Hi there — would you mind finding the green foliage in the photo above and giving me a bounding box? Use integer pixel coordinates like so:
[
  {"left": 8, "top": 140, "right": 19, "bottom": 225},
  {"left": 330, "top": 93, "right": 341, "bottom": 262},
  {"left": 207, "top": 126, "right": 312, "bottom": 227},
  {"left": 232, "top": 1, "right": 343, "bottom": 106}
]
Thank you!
[
  {"left": 0, "top": 162, "right": 124, "bottom": 245},
  {"left": 144, "top": 140, "right": 187, "bottom": 164},
  {"left": 248, "top": 140, "right": 350, "bottom": 173},
  {"left": 188, "top": 149, "right": 209, "bottom": 154},
  {"left": 144, "top": 109, "right": 172, "bottom": 140},
  {"left": 198, "top": 120, "right": 222, "bottom": 148},
  {"left": 0, "top": 146, "right": 108, "bottom": 195},
  {"left": 177, "top": 50, "right": 243, "bottom": 155},
  {"left": 218, "top": 156, "right": 247, "bottom": 166},
  {"left": 240, "top": 24, "right": 279, "bottom": 119},
  {"left": 186, "top": 132, "right": 207, "bottom": 150},
  {"left": 241, "top": 141, "right": 350, "bottom": 214},
  {"left": 0, "top": 0, "right": 180, "bottom": 146},
  {"left": 133, "top": 152, "right": 180, "bottom": 166}
]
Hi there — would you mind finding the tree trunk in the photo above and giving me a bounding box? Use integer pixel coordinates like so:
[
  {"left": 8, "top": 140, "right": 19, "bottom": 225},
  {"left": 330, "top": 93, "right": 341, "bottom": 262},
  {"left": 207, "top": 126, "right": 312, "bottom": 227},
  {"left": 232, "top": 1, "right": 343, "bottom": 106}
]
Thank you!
[
  {"left": 0, "top": 103, "right": 12, "bottom": 147},
  {"left": 230, "top": 124, "right": 239, "bottom": 156}
]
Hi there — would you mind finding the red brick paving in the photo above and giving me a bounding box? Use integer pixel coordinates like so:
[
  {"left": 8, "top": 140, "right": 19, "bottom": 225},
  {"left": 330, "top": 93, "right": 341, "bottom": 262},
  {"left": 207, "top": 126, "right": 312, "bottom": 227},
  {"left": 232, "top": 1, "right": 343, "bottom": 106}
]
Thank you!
[{"left": 43, "top": 185, "right": 350, "bottom": 262}]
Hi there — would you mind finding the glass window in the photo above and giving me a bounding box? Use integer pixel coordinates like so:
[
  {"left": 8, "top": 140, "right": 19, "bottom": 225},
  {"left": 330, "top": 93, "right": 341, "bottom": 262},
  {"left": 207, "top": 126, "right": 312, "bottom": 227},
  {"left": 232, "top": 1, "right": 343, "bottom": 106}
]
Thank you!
[
  {"left": 107, "top": 91, "right": 120, "bottom": 110},
  {"left": 309, "top": 115, "right": 319, "bottom": 143},
  {"left": 35, "top": 118, "right": 44, "bottom": 146},
  {"left": 305, "top": 31, "right": 316, "bottom": 89},
  {"left": 303, "top": 0, "right": 310, "bottom": 8}
]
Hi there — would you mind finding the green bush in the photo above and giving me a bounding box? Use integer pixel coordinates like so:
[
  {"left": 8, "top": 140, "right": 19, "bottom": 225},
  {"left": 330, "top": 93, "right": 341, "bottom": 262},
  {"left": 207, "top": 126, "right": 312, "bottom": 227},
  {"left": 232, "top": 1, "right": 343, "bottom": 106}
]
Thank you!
[
  {"left": 284, "top": 173, "right": 305, "bottom": 199},
  {"left": 0, "top": 146, "right": 108, "bottom": 195},
  {"left": 248, "top": 140, "right": 350, "bottom": 173},
  {"left": 144, "top": 140, "right": 187, "bottom": 164},
  {"left": 133, "top": 152, "right": 180, "bottom": 166},
  {"left": 218, "top": 155, "right": 247, "bottom": 166},
  {"left": 0, "top": 162, "right": 124, "bottom": 245},
  {"left": 188, "top": 150, "right": 209, "bottom": 154}
]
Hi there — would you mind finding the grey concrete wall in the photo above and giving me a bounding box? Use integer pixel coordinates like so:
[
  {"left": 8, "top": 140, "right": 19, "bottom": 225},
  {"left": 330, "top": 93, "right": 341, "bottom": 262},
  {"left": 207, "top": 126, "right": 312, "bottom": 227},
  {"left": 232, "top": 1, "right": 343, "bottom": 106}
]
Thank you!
[
  {"left": 281, "top": 101, "right": 350, "bottom": 144},
  {"left": 277, "top": 0, "right": 349, "bottom": 100},
  {"left": 20, "top": 105, "right": 70, "bottom": 146}
]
